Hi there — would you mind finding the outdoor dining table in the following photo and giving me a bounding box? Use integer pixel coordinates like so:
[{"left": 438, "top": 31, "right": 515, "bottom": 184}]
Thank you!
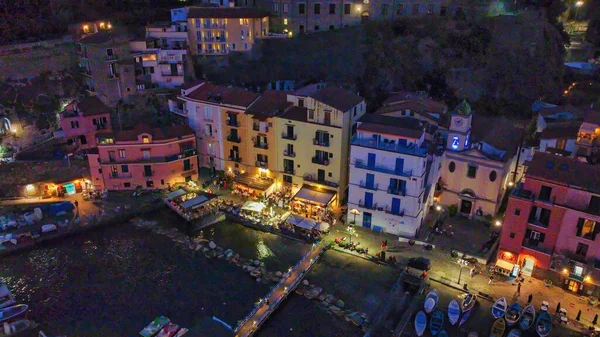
[
  {"left": 541, "top": 305, "right": 548, "bottom": 311},
  {"left": 561, "top": 316, "right": 568, "bottom": 324},
  {"left": 542, "top": 301, "right": 549, "bottom": 307}
]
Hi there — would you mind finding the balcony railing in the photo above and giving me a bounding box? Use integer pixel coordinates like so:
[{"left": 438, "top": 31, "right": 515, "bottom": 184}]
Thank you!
[
  {"left": 161, "top": 72, "right": 183, "bottom": 77},
  {"left": 106, "top": 55, "right": 119, "bottom": 62},
  {"left": 359, "top": 180, "right": 379, "bottom": 191},
  {"left": 143, "top": 170, "right": 155, "bottom": 177},
  {"left": 78, "top": 67, "right": 91, "bottom": 76},
  {"left": 385, "top": 207, "right": 406, "bottom": 216},
  {"left": 228, "top": 156, "right": 242, "bottom": 163},
  {"left": 511, "top": 187, "right": 534, "bottom": 200},
  {"left": 227, "top": 135, "right": 241, "bottom": 143},
  {"left": 311, "top": 157, "right": 330, "bottom": 166},
  {"left": 358, "top": 200, "right": 378, "bottom": 210},
  {"left": 354, "top": 159, "right": 413, "bottom": 177},
  {"left": 101, "top": 150, "right": 197, "bottom": 165},
  {"left": 351, "top": 135, "right": 428, "bottom": 156},
  {"left": 255, "top": 161, "right": 268, "bottom": 168},
  {"left": 528, "top": 218, "right": 549, "bottom": 228},
  {"left": 253, "top": 124, "right": 269, "bottom": 132},
  {"left": 313, "top": 138, "right": 330, "bottom": 147},
  {"left": 170, "top": 107, "right": 187, "bottom": 117},
  {"left": 284, "top": 167, "right": 295, "bottom": 175},
  {"left": 283, "top": 150, "right": 295, "bottom": 157},
  {"left": 203, "top": 49, "right": 228, "bottom": 55},
  {"left": 226, "top": 119, "right": 240, "bottom": 127},
  {"left": 108, "top": 73, "right": 120, "bottom": 79},
  {"left": 387, "top": 186, "right": 406, "bottom": 196},
  {"left": 521, "top": 238, "right": 551, "bottom": 255},
  {"left": 254, "top": 142, "right": 268, "bottom": 149},
  {"left": 96, "top": 124, "right": 108, "bottom": 131},
  {"left": 315, "top": 178, "right": 338, "bottom": 188},
  {"left": 282, "top": 132, "right": 297, "bottom": 140},
  {"left": 110, "top": 173, "right": 132, "bottom": 179}
]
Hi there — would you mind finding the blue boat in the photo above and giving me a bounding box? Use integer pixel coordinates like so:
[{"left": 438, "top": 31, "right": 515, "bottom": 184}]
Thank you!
[
  {"left": 414, "top": 311, "right": 427, "bottom": 336},
  {"left": 536, "top": 311, "right": 552, "bottom": 337},
  {"left": 507, "top": 328, "right": 522, "bottom": 337},
  {"left": 492, "top": 297, "right": 507, "bottom": 319},
  {"left": 505, "top": 303, "right": 521, "bottom": 326},
  {"left": 438, "top": 330, "right": 448, "bottom": 337},
  {"left": 429, "top": 310, "right": 444, "bottom": 336},
  {"left": 459, "top": 309, "right": 471, "bottom": 327},
  {"left": 519, "top": 304, "right": 536, "bottom": 331}
]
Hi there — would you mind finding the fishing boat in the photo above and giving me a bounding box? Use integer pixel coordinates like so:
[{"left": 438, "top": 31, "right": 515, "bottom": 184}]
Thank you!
[
  {"left": 0, "top": 305, "right": 28, "bottom": 323},
  {"left": 459, "top": 309, "right": 471, "bottom": 327},
  {"left": 491, "top": 297, "right": 507, "bottom": 319},
  {"left": 414, "top": 311, "right": 427, "bottom": 336},
  {"left": 447, "top": 300, "right": 460, "bottom": 325},
  {"left": 461, "top": 293, "right": 477, "bottom": 313},
  {"left": 429, "top": 310, "right": 444, "bottom": 336},
  {"left": 519, "top": 304, "right": 536, "bottom": 331},
  {"left": 438, "top": 330, "right": 448, "bottom": 337},
  {"left": 140, "top": 316, "right": 170, "bottom": 337},
  {"left": 0, "top": 283, "right": 15, "bottom": 310},
  {"left": 490, "top": 318, "right": 506, "bottom": 337},
  {"left": 156, "top": 323, "right": 180, "bottom": 337},
  {"left": 505, "top": 303, "right": 521, "bottom": 326},
  {"left": 173, "top": 328, "right": 188, "bottom": 337},
  {"left": 0, "top": 320, "right": 33, "bottom": 336},
  {"left": 536, "top": 311, "right": 552, "bottom": 337},
  {"left": 424, "top": 289, "right": 439, "bottom": 314},
  {"left": 507, "top": 328, "right": 522, "bottom": 337}
]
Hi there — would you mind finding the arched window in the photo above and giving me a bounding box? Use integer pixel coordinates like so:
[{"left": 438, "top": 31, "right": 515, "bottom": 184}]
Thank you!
[{"left": 449, "top": 161, "right": 456, "bottom": 173}]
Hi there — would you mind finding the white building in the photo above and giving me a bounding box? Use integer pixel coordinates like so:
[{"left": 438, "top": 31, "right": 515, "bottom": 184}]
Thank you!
[{"left": 347, "top": 114, "right": 432, "bottom": 237}]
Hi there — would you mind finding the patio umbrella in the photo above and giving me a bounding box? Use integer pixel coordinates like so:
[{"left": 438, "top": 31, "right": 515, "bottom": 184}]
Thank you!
[
  {"left": 350, "top": 209, "right": 360, "bottom": 224},
  {"left": 576, "top": 310, "right": 581, "bottom": 321},
  {"left": 593, "top": 313, "right": 598, "bottom": 325}
]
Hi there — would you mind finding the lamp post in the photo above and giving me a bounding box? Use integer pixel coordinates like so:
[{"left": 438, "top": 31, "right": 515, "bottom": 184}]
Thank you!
[
  {"left": 457, "top": 258, "right": 471, "bottom": 285},
  {"left": 575, "top": 1, "right": 584, "bottom": 20},
  {"left": 347, "top": 225, "right": 357, "bottom": 244}
]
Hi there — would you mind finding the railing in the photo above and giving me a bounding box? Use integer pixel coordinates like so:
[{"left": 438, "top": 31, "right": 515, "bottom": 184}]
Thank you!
[
  {"left": 311, "top": 157, "right": 329, "bottom": 166},
  {"left": 387, "top": 187, "right": 406, "bottom": 196},
  {"left": 385, "top": 207, "right": 405, "bottom": 216},
  {"left": 108, "top": 73, "right": 119, "bottom": 79},
  {"left": 283, "top": 150, "right": 295, "bottom": 157},
  {"left": 281, "top": 132, "right": 297, "bottom": 140},
  {"left": 228, "top": 156, "right": 242, "bottom": 163},
  {"left": 358, "top": 200, "right": 378, "bottom": 210},
  {"left": 521, "top": 238, "right": 551, "bottom": 254},
  {"left": 315, "top": 178, "right": 338, "bottom": 188},
  {"left": 101, "top": 150, "right": 196, "bottom": 165},
  {"left": 161, "top": 72, "right": 183, "bottom": 77},
  {"left": 359, "top": 180, "right": 379, "bottom": 191},
  {"left": 284, "top": 167, "right": 295, "bottom": 175},
  {"left": 227, "top": 135, "right": 241, "bottom": 143},
  {"left": 313, "top": 138, "right": 330, "bottom": 147},
  {"left": 254, "top": 142, "right": 268, "bottom": 149},
  {"left": 106, "top": 54, "right": 119, "bottom": 61},
  {"left": 354, "top": 159, "right": 413, "bottom": 177},
  {"left": 351, "top": 135, "right": 428, "bottom": 156},
  {"left": 143, "top": 170, "right": 155, "bottom": 177},
  {"left": 528, "top": 218, "right": 549, "bottom": 228},
  {"left": 227, "top": 119, "right": 240, "bottom": 127},
  {"left": 170, "top": 107, "right": 187, "bottom": 117},
  {"left": 96, "top": 124, "right": 108, "bottom": 131},
  {"left": 512, "top": 187, "right": 534, "bottom": 200},
  {"left": 253, "top": 124, "right": 269, "bottom": 132},
  {"left": 255, "top": 161, "right": 268, "bottom": 168},
  {"left": 110, "top": 173, "right": 132, "bottom": 179}
]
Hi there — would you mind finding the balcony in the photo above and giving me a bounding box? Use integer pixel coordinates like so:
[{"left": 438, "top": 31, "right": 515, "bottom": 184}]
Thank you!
[
  {"left": 110, "top": 173, "right": 132, "bottom": 179},
  {"left": 253, "top": 124, "right": 269, "bottom": 132},
  {"left": 161, "top": 72, "right": 183, "bottom": 77},
  {"left": 106, "top": 55, "right": 119, "bottom": 62},
  {"left": 511, "top": 187, "right": 534, "bottom": 201},
  {"left": 313, "top": 138, "right": 330, "bottom": 147},
  {"left": 108, "top": 73, "right": 120, "bottom": 79},
  {"left": 283, "top": 150, "right": 295, "bottom": 157},
  {"left": 316, "top": 178, "right": 339, "bottom": 188},
  {"left": 354, "top": 159, "right": 413, "bottom": 177},
  {"left": 96, "top": 124, "right": 108, "bottom": 131},
  {"left": 203, "top": 49, "right": 228, "bottom": 55},
  {"left": 227, "top": 119, "right": 240, "bottom": 127},
  {"left": 358, "top": 200, "right": 378, "bottom": 210},
  {"left": 359, "top": 180, "right": 379, "bottom": 191},
  {"left": 521, "top": 238, "right": 551, "bottom": 255},
  {"left": 387, "top": 186, "right": 406, "bottom": 196},
  {"left": 228, "top": 156, "right": 242, "bottom": 163},
  {"left": 227, "top": 135, "right": 241, "bottom": 143},
  {"left": 311, "top": 157, "right": 330, "bottom": 166},
  {"left": 576, "top": 135, "right": 598, "bottom": 147},
  {"left": 144, "top": 170, "right": 155, "bottom": 177},
  {"left": 385, "top": 207, "right": 406, "bottom": 217},
  {"left": 102, "top": 151, "right": 197, "bottom": 165},
  {"left": 158, "top": 59, "right": 184, "bottom": 64},
  {"left": 254, "top": 142, "right": 268, "bottom": 149},
  {"left": 78, "top": 67, "right": 92, "bottom": 76},
  {"left": 282, "top": 132, "right": 297, "bottom": 140},
  {"left": 170, "top": 107, "right": 187, "bottom": 117},
  {"left": 284, "top": 167, "right": 295, "bottom": 175},
  {"left": 255, "top": 161, "right": 268, "bottom": 168},
  {"left": 351, "top": 134, "right": 428, "bottom": 157}
]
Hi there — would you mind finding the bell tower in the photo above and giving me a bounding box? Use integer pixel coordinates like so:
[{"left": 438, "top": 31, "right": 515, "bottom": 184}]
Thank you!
[{"left": 446, "top": 100, "right": 473, "bottom": 151}]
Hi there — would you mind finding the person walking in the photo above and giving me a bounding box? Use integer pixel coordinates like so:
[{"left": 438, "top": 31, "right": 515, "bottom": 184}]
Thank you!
[
  {"left": 469, "top": 267, "right": 475, "bottom": 278},
  {"left": 517, "top": 282, "right": 522, "bottom": 295},
  {"left": 527, "top": 294, "right": 533, "bottom": 304},
  {"left": 488, "top": 275, "right": 494, "bottom": 284},
  {"left": 556, "top": 302, "right": 561, "bottom": 315}
]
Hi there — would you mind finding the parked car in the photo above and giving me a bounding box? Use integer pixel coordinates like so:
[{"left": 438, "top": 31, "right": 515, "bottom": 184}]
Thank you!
[{"left": 407, "top": 257, "right": 431, "bottom": 271}]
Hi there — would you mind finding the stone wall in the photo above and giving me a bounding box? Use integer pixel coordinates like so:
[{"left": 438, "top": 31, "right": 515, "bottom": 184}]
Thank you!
[{"left": 0, "top": 44, "right": 77, "bottom": 81}]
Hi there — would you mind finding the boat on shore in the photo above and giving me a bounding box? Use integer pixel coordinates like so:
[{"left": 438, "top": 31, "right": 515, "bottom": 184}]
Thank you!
[
  {"left": 0, "top": 283, "right": 15, "bottom": 310},
  {"left": 0, "top": 320, "right": 34, "bottom": 336},
  {"left": 156, "top": 323, "right": 180, "bottom": 337},
  {"left": 0, "top": 305, "right": 28, "bottom": 323},
  {"left": 447, "top": 300, "right": 460, "bottom": 325},
  {"left": 490, "top": 317, "right": 506, "bottom": 337},
  {"left": 536, "top": 311, "right": 552, "bottom": 337},
  {"left": 140, "top": 316, "right": 170, "bottom": 337},
  {"left": 438, "top": 330, "right": 448, "bottom": 337},
  {"left": 459, "top": 309, "right": 471, "bottom": 327},
  {"left": 429, "top": 310, "right": 444, "bottom": 335},
  {"left": 507, "top": 328, "right": 522, "bottom": 337},
  {"left": 505, "top": 303, "right": 521, "bottom": 326},
  {"left": 424, "top": 289, "right": 439, "bottom": 314},
  {"left": 461, "top": 293, "right": 477, "bottom": 313},
  {"left": 414, "top": 311, "right": 427, "bottom": 336},
  {"left": 519, "top": 304, "right": 535, "bottom": 331},
  {"left": 492, "top": 297, "right": 507, "bottom": 319}
]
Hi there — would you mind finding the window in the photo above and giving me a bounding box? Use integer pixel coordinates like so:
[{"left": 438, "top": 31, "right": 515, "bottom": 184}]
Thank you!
[
  {"left": 70, "top": 121, "right": 79, "bottom": 129},
  {"left": 589, "top": 196, "right": 600, "bottom": 213},
  {"left": 161, "top": 179, "right": 165, "bottom": 185},
  {"left": 381, "top": 4, "right": 389, "bottom": 15},
  {"left": 576, "top": 218, "right": 599, "bottom": 240},
  {"left": 329, "top": 25, "right": 334, "bottom": 30},
  {"left": 124, "top": 182, "right": 131, "bottom": 188},
  {"left": 329, "top": 3, "right": 336, "bottom": 13},
  {"left": 299, "top": 3, "right": 306, "bottom": 14},
  {"left": 514, "top": 208, "right": 521, "bottom": 216},
  {"left": 344, "top": 3, "right": 351, "bottom": 14},
  {"left": 118, "top": 149, "right": 126, "bottom": 158},
  {"left": 353, "top": 106, "right": 357, "bottom": 116},
  {"left": 121, "top": 165, "right": 129, "bottom": 173},
  {"left": 489, "top": 170, "right": 497, "bottom": 182},
  {"left": 273, "top": 2, "right": 280, "bottom": 11},
  {"left": 439, "top": 6, "right": 447, "bottom": 16},
  {"left": 283, "top": 175, "right": 293, "bottom": 183},
  {"left": 314, "top": 3, "right": 321, "bottom": 14},
  {"left": 397, "top": 4, "right": 404, "bottom": 14},
  {"left": 448, "top": 161, "right": 455, "bottom": 173},
  {"left": 427, "top": 4, "right": 434, "bottom": 14},
  {"left": 204, "top": 107, "right": 212, "bottom": 119},
  {"left": 283, "top": 18, "right": 288, "bottom": 25},
  {"left": 298, "top": 99, "right": 304, "bottom": 107},
  {"left": 142, "top": 136, "right": 150, "bottom": 144},
  {"left": 308, "top": 109, "right": 315, "bottom": 120},
  {"left": 283, "top": 3, "right": 290, "bottom": 12},
  {"left": 146, "top": 181, "right": 154, "bottom": 188},
  {"left": 245, "top": 43, "right": 248, "bottom": 50},
  {"left": 467, "top": 165, "right": 477, "bottom": 178},
  {"left": 412, "top": 4, "right": 419, "bottom": 14},
  {"left": 576, "top": 242, "right": 589, "bottom": 257},
  {"left": 556, "top": 138, "right": 567, "bottom": 150},
  {"left": 539, "top": 185, "right": 552, "bottom": 202},
  {"left": 315, "top": 25, "right": 320, "bottom": 31},
  {"left": 142, "top": 150, "right": 150, "bottom": 160}
]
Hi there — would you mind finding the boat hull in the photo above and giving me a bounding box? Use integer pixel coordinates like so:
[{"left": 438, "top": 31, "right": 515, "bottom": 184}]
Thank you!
[
  {"left": 519, "top": 304, "right": 536, "bottom": 331},
  {"left": 414, "top": 311, "right": 427, "bottom": 337},
  {"left": 447, "top": 300, "right": 460, "bottom": 325},
  {"left": 536, "top": 312, "right": 552, "bottom": 337},
  {"left": 490, "top": 318, "right": 506, "bottom": 337},
  {"left": 459, "top": 310, "right": 471, "bottom": 327},
  {"left": 507, "top": 328, "right": 522, "bottom": 337},
  {"left": 429, "top": 310, "right": 445, "bottom": 336},
  {"left": 461, "top": 293, "right": 477, "bottom": 313},
  {"left": 0, "top": 304, "right": 28, "bottom": 323},
  {"left": 491, "top": 297, "right": 507, "bottom": 319},
  {"left": 424, "top": 290, "right": 439, "bottom": 314},
  {"left": 505, "top": 303, "right": 521, "bottom": 326}
]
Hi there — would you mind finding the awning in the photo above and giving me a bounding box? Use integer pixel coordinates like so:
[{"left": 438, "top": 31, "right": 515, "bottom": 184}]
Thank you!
[
  {"left": 495, "top": 259, "right": 515, "bottom": 271},
  {"left": 292, "top": 185, "right": 336, "bottom": 206},
  {"left": 166, "top": 188, "right": 187, "bottom": 200},
  {"left": 181, "top": 170, "right": 197, "bottom": 177},
  {"left": 180, "top": 195, "right": 209, "bottom": 210},
  {"left": 315, "top": 222, "right": 330, "bottom": 231},
  {"left": 241, "top": 201, "right": 265, "bottom": 213},
  {"left": 286, "top": 214, "right": 317, "bottom": 230}
]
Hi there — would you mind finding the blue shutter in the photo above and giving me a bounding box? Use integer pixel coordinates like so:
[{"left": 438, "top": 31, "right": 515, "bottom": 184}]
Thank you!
[
  {"left": 364, "top": 192, "right": 373, "bottom": 208},
  {"left": 366, "top": 173, "right": 375, "bottom": 189},
  {"left": 391, "top": 198, "right": 401, "bottom": 215},
  {"left": 395, "top": 158, "right": 404, "bottom": 175},
  {"left": 367, "top": 153, "right": 376, "bottom": 167}
]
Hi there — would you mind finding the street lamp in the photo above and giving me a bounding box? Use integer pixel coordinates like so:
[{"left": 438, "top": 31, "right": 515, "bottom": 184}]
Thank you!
[
  {"left": 495, "top": 220, "right": 502, "bottom": 227},
  {"left": 347, "top": 225, "right": 357, "bottom": 244},
  {"left": 457, "top": 258, "right": 471, "bottom": 285},
  {"left": 436, "top": 205, "right": 442, "bottom": 212},
  {"left": 575, "top": 1, "right": 584, "bottom": 20}
]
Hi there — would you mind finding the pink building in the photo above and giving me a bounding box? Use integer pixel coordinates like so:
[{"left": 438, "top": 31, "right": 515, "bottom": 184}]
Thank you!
[
  {"left": 497, "top": 152, "right": 600, "bottom": 295},
  {"left": 60, "top": 96, "right": 111, "bottom": 150},
  {"left": 88, "top": 124, "right": 198, "bottom": 190}
]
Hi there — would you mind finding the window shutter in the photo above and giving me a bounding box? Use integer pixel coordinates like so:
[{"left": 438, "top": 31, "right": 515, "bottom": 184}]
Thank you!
[
  {"left": 576, "top": 218, "right": 584, "bottom": 237},
  {"left": 593, "top": 221, "right": 600, "bottom": 241},
  {"left": 93, "top": 119, "right": 97, "bottom": 125},
  {"left": 539, "top": 232, "right": 545, "bottom": 243},
  {"left": 525, "top": 228, "right": 531, "bottom": 239}
]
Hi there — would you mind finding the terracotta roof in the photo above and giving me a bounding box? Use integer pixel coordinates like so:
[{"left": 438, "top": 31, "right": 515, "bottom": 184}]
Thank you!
[
  {"left": 77, "top": 96, "right": 111, "bottom": 117},
  {"left": 79, "top": 31, "right": 125, "bottom": 45},
  {"left": 280, "top": 106, "right": 308, "bottom": 123},
  {"left": 383, "top": 92, "right": 447, "bottom": 114},
  {"left": 187, "top": 7, "right": 269, "bottom": 18},
  {"left": 471, "top": 116, "right": 525, "bottom": 161},
  {"left": 185, "top": 82, "right": 260, "bottom": 108},
  {"left": 310, "top": 87, "right": 364, "bottom": 112},
  {"left": 526, "top": 152, "right": 600, "bottom": 193},
  {"left": 357, "top": 114, "right": 425, "bottom": 139},
  {"left": 540, "top": 124, "right": 581, "bottom": 140},
  {"left": 181, "top": 80, "right": 205, "bottom": 90},
  {"left": 97, "top": 124, "right": 194, "bottom": 142},
  {"left": 247, "top": 91, "right": 292, "bottom": 118}
]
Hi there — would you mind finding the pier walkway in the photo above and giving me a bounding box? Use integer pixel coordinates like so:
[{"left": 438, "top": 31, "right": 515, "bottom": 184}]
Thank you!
[{"left": 234, "top": 241, "right": 327, "bottom": 337}]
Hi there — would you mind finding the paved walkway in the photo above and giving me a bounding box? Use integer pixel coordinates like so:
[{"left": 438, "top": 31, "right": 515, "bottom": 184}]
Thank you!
[{"left": 235, "top": 242, "right": 327, "bottom": 337}]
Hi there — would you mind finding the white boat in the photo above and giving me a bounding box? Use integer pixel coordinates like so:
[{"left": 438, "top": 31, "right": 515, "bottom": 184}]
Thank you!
[
  {"left": 519, "top": 304, "right": 535, "bottom": 331},
  {"left": 491, "top": 297, "right": 507, "bottom": 319},
  {"left": 447, "top": 300, "right": 460, "bottom": 325},
  {"left": 507, "top": 328, "right": 522, "bottom": 337},
  {"left": 414, "top": 311, "right": 427, "bottom": 336},
  {"left": 461, "top": 293, "right": 477, "bottom": 313},
  {"left": 423, "top": 289, "right": 439, "bottom": 314},
  {"left": 0, "top": 320, "right": 33, "bottom": 336},
  {"left": 0, "top": 305, "right": 28, "bottom": 323}
]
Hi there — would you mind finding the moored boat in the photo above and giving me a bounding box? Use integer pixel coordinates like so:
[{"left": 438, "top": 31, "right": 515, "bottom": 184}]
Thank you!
[
  {"left": 429, "top": 310, "right": 444, "bottom": 336},
  {"left": 173, "top": 328, "right": 188, "bottom": 337},
  {"left": 414, "top": 311, "right": 427, "bottom": 336},
  {"left": 491, "top": 297, "right": 507, "bottom": 319},
  {"left": 438, "top": 330, "right": 448, "bottom": 337},
  {"left": 505, "top": 303, "right": 521, "bottom": 326},
  {"left": 156, "top": 323, "right": 179, "bottom": 337},
  {"left": 507, "top": 328, "right": 522, "bottom": 337},
  {"left": 0, "top": 283, "right": 15, "bottom": 310},
  {"left": 519, "top": 304, "right": 536, "bottom": 331},
  {"left": 461, "top": 293, "right": 477, "bottom": 313},
  {"left": 459, "top": 309, "right": 471, "bottom": 327},
  {"left": 489, "top": 318, "right": 506, "bottom": 337},
  {"left": 447, "top": 300, "right": 460, "bottom": 325},
  {"left": 0, "top": 320, "right": 33, "bottom": 336},
  {"left": 0, "top": 305, "right": 28, "bottom": 323},
  {"left": 424, "top": 289, "right": 439, "bottom": 314},
  {"left": 536, "top": 311, "right": 552, "bottom": 337},
  {"left": 140, "top": 316, "right": 170, "bottom": 337}
]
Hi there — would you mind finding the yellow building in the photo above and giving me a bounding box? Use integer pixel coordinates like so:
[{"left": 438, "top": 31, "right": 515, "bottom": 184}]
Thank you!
[
  {"left": 274, "top": 86, "right": 366, "bottom": 209},
  {"left": 187, "top": 6, "right": 269, "bottom": 55}
]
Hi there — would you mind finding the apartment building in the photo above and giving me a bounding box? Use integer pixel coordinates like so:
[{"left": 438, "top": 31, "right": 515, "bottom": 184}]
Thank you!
[
  {"left": 575, "top": 112, "right": 600, "bottom": 163},
  {"left": 347, "top": 114, "right": 433, "bottom": 237},
  {"left": 60, "top": 97, "right": 112, "bottom": 150},
  {"left": 88, "top": 124, "right": 198, "bottom": 190},
  {"left": 497, "top": 152, "right": 600, "bottom": 295},
  {"left": 275, "top": 86, "right": 366, "bottom": 206},
  {"left": 187, "top": 6, "right": 269, "bottom": 55},
  {"left": 77, "top": 31, "right": 137, "bottom": 106}
]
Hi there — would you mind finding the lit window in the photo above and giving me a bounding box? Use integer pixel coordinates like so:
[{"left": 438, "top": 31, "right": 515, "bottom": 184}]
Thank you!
[
  {"left": 142, "top": 136, "right": 150, "bottom": 144},
  {"left": 284, "top": 18, "right": 288, "bottom": 25}
]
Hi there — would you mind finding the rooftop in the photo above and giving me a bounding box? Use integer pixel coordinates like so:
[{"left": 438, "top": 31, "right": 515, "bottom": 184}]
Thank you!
[
  {"left": 351, "top": 134, "right": 428, "bottom": 157},
  {"left": 187, "top": 7, "right": 269, "bottom": 18},
  {"left": 471, "top": 116, "right": 525, "bottom": 161},
  {"left": 279, "top": 106, "right": 308, "bottom": 123},
  {"left": 382, "top": 91, "right": 447, "bottom": 114},
  {"left": 538, "top": 105, "right": 584, "bottom": 118},
  {"left": 79, "top": 31, "right": 126, "bottom": 45},
  {"left": 76, "top": 96, "right": 111, "bottom": 117},
  {"left": 452, "top": 100, "right": 472, "bottom": 116},
  {"left": 539, "top": 124, "right": 581, "bottom": 140},
  {"left": 357, "top": 114, "right": 425, "bottom": 139},
  {"left": 246, "top": 91, "right": 292, "bottom": 119},
  {"left": 184, "top": 82, "right": 260, "bottom": 108},
  {"left": 310, "top": 87, "right": 364, "bottom": 112},
  {"left": 526, "top": 152, "right": 600, "bottom": 193},
  {"left": 96, "top": 124, "right": 194, "bottom": 143}
]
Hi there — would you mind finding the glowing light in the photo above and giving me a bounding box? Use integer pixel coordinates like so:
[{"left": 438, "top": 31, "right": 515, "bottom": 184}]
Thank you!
[
  {"left": 11, "top": 128, "right": 16, "bottom": 134},
  {"left": 356, "top": 5, "right": 362, "bottom": 11},
  {"left": 228, "top": 167, "right": 232, "bottom": 172},
  {"left": 576, "top": 1, "right": 583, "bottom": 7},
  {"left": 26, "top": 184, "right": 35, "bottom": 193},
  {"left": 563, "top": 268, "right": 569, "bottom": 274},
  {"left": 451, "top": 136, "right": 459, "bottom": 150},
  {"left": 283, "top": 18, "right": 288, "bottom": 25},
  {"left": 495, "top": 220, "right": 502, "bottom": 227},
  {"left": 503, "top": 252, "right": 512, "bottom": 258},
  {"left": 107, "top": 23, "right": 112, "bottom": 29},
  {"left": 99, "top": 22, "right": 105, "bottom": 28},
  {"left": 584, "top": 276, "right": 591, "bottom": 282},
  {"left": 508, "top": 181, "right": 514, "bottom": 187},
  {"left": 288, "top": 31, "right": 293, "bottom": 37},
  {"left": 436, "top": 205, "right": 442, "bottom": 211}
]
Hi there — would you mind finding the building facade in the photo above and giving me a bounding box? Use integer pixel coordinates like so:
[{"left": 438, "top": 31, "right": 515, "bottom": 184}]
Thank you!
[
  {"left": 59, "top": 97, "right": 112, "bottom": 150},
  {"left": 347, "top": 114, "right": 432, "bottom": 237},
  {"left": 77, "top": 31, "right": 137, "bottom": 107},
  {"left": 497, "top": 152, "right": 600, "bottom": 295},
  {"left": 88, "top": 124, "right": 198, "bottom": 190},
  {"left": 187, "top": 7, "right": 269, "bottom": 55}
]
